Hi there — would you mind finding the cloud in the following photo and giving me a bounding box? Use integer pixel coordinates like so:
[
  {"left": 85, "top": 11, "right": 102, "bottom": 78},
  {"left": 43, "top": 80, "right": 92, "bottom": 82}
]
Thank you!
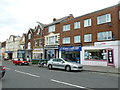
[{"left": 0, "top": 0, "right": 119, "bottom": 42}]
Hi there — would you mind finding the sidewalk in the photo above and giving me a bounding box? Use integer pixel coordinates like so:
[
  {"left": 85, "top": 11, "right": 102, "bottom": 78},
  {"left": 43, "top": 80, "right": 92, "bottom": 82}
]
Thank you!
[{"left": 83, "top": 65, "right": 120, "bottom": 74}]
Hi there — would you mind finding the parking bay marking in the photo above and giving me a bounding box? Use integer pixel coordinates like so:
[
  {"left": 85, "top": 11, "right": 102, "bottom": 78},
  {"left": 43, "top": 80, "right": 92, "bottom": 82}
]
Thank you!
[
  {"left": 51, "top": 79, "right": 93, "bottom": 90},
  {"left": 14, "top": 70, "right": 40, "bottom": 78}
]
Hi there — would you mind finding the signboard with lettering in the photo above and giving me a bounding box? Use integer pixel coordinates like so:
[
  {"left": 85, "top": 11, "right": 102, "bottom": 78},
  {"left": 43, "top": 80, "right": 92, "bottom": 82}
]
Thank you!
[
  {"left": 5, "top": 51, "right": 13, "bottom": 53},
  {"left": 59, "top": 46, "right": 82, "bottom": 51},
  {"left": 107, "top": 49, "right": 114, "bottom": 65}
]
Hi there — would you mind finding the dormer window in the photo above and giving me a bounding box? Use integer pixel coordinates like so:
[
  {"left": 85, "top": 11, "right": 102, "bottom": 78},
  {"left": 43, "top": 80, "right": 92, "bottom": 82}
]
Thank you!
[
  {"left": 37, "top": 28, "right": 41, "bottom": 35},
  {"left": 28, "top": 33, "right": 31, "bottom": 40}
]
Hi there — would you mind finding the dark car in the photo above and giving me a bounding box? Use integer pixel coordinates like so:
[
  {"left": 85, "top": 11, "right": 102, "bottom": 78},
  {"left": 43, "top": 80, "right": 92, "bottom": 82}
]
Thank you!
[{"left": 0, "top": 66, "right": 5, "bottom": 78}]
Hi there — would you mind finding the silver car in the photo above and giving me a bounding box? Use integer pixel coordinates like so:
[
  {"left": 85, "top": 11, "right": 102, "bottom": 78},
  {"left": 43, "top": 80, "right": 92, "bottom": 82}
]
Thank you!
[{"left": 47, "top": 58, "right": 83, "bottom": 71}]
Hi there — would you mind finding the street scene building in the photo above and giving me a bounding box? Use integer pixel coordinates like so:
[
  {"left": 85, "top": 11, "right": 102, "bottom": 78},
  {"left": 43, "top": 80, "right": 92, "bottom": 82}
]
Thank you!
[
  {"left": 1, "top": 4, "right": 120, "bottom": 68},
  {"left": 5, "top": 35, "right": 21, "bottom": 60}
]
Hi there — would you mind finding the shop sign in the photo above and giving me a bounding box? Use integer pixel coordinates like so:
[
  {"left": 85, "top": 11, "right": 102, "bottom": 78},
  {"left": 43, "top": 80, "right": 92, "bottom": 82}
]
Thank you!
[
  {"left": 17, "top": 50, "right": 25, "bottom": 53},
  {"left": 34, "top": 48, "right": 43, "bottom": 51},
  {"left": 5, "top": 51, "right": 13, "bottom": 53},
  {"left": 59, "top": 46, "right": 82, "bottom": 51},
  {"left": 44, "top": 45, "right": 59, "bottom": 49},
  {"left": 94, "top": 41, "right": 120, "bottom": 46}
]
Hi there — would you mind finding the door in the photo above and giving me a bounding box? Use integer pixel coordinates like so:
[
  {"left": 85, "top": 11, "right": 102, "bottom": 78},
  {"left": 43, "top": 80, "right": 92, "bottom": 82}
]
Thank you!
[{"left": 107, "top": 49, "right": 114, "bottom": 66}]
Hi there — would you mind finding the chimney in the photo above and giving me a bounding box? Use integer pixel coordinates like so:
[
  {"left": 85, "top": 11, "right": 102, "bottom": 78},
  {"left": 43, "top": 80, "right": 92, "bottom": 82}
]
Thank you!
[{"left": 53, "top": 18, "right": 56, "bottom": 22}]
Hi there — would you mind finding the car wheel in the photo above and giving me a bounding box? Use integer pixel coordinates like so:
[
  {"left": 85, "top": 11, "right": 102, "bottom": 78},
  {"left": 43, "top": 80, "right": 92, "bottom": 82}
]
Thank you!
[
  {"left": 48, "top": 64, "right": 52, "bottom": 69},
  {"left": 65, "top": 66, "right": 71, "bottom": 72}
]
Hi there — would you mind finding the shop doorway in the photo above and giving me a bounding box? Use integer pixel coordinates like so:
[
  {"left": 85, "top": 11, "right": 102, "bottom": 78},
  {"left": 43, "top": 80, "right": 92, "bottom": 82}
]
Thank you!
[
  {"left": 8, "top": 53, "right": 12, "bottom": 59},
  {"left": 107, "top": 49, "right": 114, "bottom": 66}
]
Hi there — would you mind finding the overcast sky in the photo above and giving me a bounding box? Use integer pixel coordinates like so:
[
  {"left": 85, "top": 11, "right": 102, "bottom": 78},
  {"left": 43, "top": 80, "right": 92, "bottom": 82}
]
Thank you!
[{"left": 0, "top": 0, "right": 119, "bottom": 42}]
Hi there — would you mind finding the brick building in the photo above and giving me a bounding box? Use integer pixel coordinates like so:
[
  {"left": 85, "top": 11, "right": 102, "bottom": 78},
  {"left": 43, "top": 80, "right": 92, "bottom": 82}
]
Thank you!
[
  {"left": 24, "top": 4, "right": 120, "bottom": 68},
  {"left": 32, "top": 24, "right": 44, "bottom": 59},
  {"left": 43, "top": 14, "right": 74, "bottom": 60},
  {"left": 25, "top": 28, "right": 34, "bottom": 61},
  {"left": 59, "top": 4, "right": 120, "bottom": 68}
]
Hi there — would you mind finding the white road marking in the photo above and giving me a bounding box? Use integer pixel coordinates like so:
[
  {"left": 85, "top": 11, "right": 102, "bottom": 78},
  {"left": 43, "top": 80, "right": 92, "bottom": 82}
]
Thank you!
[
  {"left": 51, "top": 79, "right": 92, "bottom": 90},
  {"left": 14, "top": 70, "right": 40, "bottom": 78}
]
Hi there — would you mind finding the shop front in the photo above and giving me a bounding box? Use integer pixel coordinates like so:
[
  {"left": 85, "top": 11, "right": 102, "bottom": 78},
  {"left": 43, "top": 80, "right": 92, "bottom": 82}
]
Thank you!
[
  {"left": 25, "top": 49, "right": 32, "bottom": 61},
  {"left": 82, "top": 40, "right": 120, "bottom": 68},
  {"left": 59, "top": 46, "right": 82, "bottom": 63},
  {"left": 32, "top": 48, "right": 43, "bottom": 59},
  {"left": 5, "top": 51, "right": 13, "bottom": 59},
  {"left": 17, "top": 50, "right": 25, "bottom": 60},
  {"left": 44, "top": 45, "right": 59, "bottom": 60}
]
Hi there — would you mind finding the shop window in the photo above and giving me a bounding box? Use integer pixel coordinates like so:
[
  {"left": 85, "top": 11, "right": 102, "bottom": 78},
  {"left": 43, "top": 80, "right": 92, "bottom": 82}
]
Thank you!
[
  {"left": 84, "top": 50, "right": 107, "bottom": 60},
  {"left": 61, "top": 51, "right": 80, "bottom": 62}
]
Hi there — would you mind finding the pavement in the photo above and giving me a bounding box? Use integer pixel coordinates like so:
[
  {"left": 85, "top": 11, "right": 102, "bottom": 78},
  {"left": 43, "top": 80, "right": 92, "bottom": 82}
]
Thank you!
[{"left": 83, "top": 65, "right": 120, "bottom": 74}]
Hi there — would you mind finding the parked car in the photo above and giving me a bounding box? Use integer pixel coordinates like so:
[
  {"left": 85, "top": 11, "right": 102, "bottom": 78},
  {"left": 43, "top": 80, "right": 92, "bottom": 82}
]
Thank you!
[
  {"left": 12, "top": 58, "right": 29, "bottom": 65},
  {"left": 0, "top": 66, "right": 5, "bottom": 79},
  {"left": 47, "top": 58, "right": 83, "bottom": 71}
]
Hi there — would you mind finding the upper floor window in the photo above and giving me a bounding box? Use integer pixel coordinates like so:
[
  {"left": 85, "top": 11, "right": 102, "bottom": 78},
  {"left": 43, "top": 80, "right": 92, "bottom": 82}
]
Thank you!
[
  {"left": 22, "top": 37, "right": 25, "bottom": 41},
  {"left": 37, "top": 28, "right": 41, "bottom": 35},
  {"left": 74, "top": 35, "right": 81, "bottom": 43},
  {"left": 84, "top": 18, "right": 91, "bottom": 27},
  {"left": 97, "top": 14, "right": 111, "bottom": 24},
  {"left": 48, "top": 25, "right": 55, "bottom": 32},
  {"left": 28, "top": 33, "right": 31, "bottom": 40},
  {"left": 49, "top": 36, "right": 54, "bottom": 45},
  {"left": 28, "top": 42, "right": 31, "bottom": 49},
  {"left": 35, "top": 40, "right": 38, "bottom": 47},
  {"left": 62, "top": 37, "right": 70, "bottom": 44},
  {"left": 46, "top": 35, "right": 58, "bottom": 45},
  {"left": 39, "top": 39, "right": 43, "bottom": 46},
  {"left": 63, "top": 24, "right": 70, "bottom": 31},
  {"left": 84, "top": 34, "right": 92, "bottom": 42},
  {"left": 98, "top": 31, "right": 112, "bottom": 41},
  {"left": 74, "top": 21, "right": 80, "bottom": 29}
]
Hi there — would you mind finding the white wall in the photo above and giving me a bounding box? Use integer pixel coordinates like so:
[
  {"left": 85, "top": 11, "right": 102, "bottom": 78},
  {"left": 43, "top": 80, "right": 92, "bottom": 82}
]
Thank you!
[{"left": 82, "top": 45, "right": 119, "bottom": 68}]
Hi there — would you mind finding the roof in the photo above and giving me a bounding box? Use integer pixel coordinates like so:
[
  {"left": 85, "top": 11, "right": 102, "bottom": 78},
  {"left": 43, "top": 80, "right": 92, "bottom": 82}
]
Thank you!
[
  {"left": 44, "top": 14, "right": 74, "bottom": 27},
  {"left": 62, "top": 4, "right": 119, "bottom": 23}
]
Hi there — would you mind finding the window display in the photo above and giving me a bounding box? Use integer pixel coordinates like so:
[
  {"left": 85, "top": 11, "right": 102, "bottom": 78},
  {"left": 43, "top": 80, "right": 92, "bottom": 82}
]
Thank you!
[{"left": 85, "top": 49, "right": 107, "bottom": 60}]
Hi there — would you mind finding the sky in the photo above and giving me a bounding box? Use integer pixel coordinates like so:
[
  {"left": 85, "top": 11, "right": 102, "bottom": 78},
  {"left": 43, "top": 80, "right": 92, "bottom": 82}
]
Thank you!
[{"left": 0, "top": 0, "right": 119, "bottom": 42}]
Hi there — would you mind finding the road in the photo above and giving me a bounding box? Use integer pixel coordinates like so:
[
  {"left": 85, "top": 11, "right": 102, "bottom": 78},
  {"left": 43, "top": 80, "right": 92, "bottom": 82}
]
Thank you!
[{"left": 1, "top": 61, "right": 119, "bottom": 89}]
